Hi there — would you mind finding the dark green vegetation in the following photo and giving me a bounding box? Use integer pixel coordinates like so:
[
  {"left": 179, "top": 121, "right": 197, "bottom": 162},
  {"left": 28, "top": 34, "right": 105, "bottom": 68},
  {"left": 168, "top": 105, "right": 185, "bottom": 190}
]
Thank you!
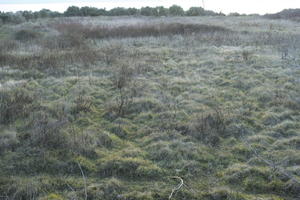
[
  {"left": 0, "top": 15, "right": 300, "bottom": 200},
  {"left": 0, "top": 5, "right": 223, "bottom": 25}
]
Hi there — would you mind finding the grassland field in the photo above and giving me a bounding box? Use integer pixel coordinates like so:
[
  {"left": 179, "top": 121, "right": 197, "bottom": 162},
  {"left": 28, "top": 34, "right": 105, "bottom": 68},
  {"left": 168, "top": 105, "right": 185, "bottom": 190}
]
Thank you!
[{"left": 0, "top": 15, "right": 300, "bottom": 200}]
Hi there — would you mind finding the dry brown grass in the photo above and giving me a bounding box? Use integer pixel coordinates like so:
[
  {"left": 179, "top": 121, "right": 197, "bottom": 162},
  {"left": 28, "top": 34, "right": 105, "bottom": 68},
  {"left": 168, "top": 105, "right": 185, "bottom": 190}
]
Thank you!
[
  {"left": 52, "top": 21, "right": 232, "bottom": 39},
  {"left": 0, "top": 48, "right": 99, "bottom": 69}
]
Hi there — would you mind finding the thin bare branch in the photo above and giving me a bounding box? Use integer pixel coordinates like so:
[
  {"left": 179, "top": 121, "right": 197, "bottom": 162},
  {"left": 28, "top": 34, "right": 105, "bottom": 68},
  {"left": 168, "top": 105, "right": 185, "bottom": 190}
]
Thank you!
[{"left": 169, "top": 176, "right": 184, "bottom": 200}]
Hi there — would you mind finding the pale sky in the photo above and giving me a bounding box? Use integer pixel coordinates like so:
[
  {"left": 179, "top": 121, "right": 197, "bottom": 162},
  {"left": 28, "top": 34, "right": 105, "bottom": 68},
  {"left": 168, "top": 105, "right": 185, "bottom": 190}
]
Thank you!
[{"left": 0, "top": 0, "right": 299, "bottom": 14}]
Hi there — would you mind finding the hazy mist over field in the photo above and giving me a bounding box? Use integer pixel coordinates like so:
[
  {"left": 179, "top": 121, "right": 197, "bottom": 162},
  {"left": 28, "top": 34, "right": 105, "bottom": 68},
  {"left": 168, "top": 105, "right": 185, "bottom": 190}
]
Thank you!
[{"left": 1, "top": 0, "right": 300, "bottom": 14}]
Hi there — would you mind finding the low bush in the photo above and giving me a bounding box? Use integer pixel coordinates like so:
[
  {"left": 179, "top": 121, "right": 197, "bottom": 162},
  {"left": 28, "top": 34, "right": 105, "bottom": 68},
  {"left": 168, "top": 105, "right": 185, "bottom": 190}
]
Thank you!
[
  {"left": 28, "top": 112, "right": 69, "bottom": 149},
  {"left": 14, "top": 29, "right": 41, "bottom": 41},
  {"left": 109, "top": 64, "right": 136, "bottom": 116},
  {"left": 71, "top": 92, "right": 94, "bottom": 115},
  {"left": 189, "top": 108, "right": 229, "bottom": 146},
  {"left": 0, "top": 129, "right": 19, "bottom": 153},
  {"left": 0, "top": 87, "right": 36, "bottom": 124}
]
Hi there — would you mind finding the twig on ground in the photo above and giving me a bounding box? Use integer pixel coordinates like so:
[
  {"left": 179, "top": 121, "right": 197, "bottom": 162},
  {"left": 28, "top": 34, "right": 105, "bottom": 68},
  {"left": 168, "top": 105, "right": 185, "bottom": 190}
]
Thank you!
[{"left": 169, "top": 176, "right": 184, "bottom": 200}]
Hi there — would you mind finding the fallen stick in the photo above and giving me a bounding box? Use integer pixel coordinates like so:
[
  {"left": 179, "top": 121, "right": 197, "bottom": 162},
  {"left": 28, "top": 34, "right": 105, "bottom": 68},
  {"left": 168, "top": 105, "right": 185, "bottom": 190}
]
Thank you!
[{"left": 169, "top": 176, "right": 184, "bottom": 200}]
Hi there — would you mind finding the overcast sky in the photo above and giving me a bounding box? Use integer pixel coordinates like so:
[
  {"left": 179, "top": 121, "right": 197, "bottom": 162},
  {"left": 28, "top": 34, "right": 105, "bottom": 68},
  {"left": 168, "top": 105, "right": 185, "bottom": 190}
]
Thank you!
[{"left": 0, "top": 0, "right": 300, "bottom": 14}]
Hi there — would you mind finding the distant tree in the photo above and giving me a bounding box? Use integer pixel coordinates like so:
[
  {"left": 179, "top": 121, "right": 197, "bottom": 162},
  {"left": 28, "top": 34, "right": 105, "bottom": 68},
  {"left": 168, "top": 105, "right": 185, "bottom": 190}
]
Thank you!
[
  {"left": 21, "top": 11, "right": 35, "bottom": 20},
  {"left": 186, "top": 7, "right": 205, "bottom": 16},
  {"left": 169, "top": 5, "right": 184, "bottom": 16},
  {"left": 0, "top": 12, "right": 25, "bottom": 24},
  {"left": 140, "top": 7, "right": 158, "bottom": 16},
  {"left": 38, "top": 9, "right": 52, "bottom": 18},
  {"left": 0, "top": 12, "right": 11, "bottom": 23},
  {"left": 80, "top": 6, "right": 106, "bottom": 16},
  {"left": 228, "top": 12, "right": 240, "bottom": 17},
  {"left": 64, "top": 6, "right": 81, "bottom": 17},
  {"left": 50, "top": 11, "right": 62, "bottom": 18},
  {"left": 79, "top": 6, "right": 91, "bottom": 16},
  {"left": 156, "top": 6, "right": 168, "bottom": 16},
  {"left": 108, "top": 7, "right": 129, "bottom": 16},
  {"left": 127, "top": 8, "right": 139, "bottom": 15}
]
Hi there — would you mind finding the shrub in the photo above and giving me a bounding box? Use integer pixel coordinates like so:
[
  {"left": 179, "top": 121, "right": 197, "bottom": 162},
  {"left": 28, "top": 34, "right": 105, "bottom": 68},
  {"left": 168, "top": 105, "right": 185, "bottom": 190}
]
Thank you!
[
  {"left": 110, "top": 64, "right": 136, "bottom": 116},
  {"left": 14, "top": 29, "right": 41, "bottom": 41},
  {"left": 241, "top": 50, "right": 253, "bottom": 62},
  {"left": 71, "top": 92, "right": 93, "bottom": 115},
  {"left": 189, "top": 108, "right": 228, "bottom": 146},
  {"left": 29, "top": 112, "right": 69, "bottom": 149},
  {"left": 0, "top": 129, "right": 19, "bottom": 153},
  {"left": 0, "top": 87, "right": 36, "bottom": 124}
]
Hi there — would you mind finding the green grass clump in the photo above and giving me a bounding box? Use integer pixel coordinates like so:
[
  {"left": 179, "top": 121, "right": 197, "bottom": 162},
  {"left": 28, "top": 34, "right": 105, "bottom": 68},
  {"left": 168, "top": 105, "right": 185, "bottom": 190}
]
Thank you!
[{"left": 97, "top": 155, "right": 163, "bottom": 178}]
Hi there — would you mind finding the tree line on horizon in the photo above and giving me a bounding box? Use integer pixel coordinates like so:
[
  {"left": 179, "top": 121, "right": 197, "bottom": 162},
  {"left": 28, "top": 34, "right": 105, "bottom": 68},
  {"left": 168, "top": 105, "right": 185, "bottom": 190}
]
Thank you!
[{"left": 0, "top": 5, "right": 225, "bottom": 24}]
